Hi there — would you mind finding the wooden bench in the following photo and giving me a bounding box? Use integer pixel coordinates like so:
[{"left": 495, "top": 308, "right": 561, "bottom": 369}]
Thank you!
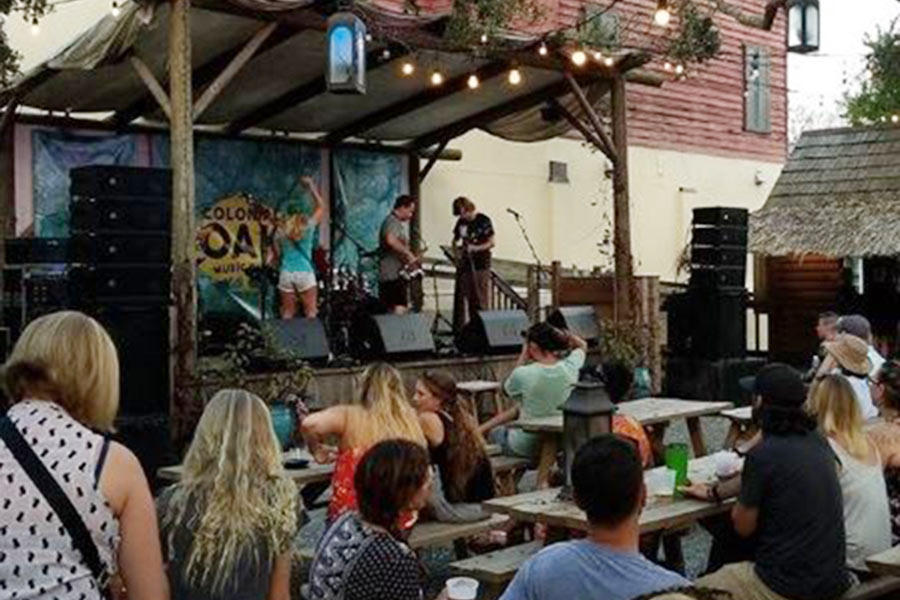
[
  {"left": 458, "top": 380, "right": 504, "bottom": 422},
  {"left": 491, "top": 455, "right": 530, "bottom": 496},
  {"left": 842, "top": 576, "right": 900, "bottom": 600},
  {"left": 449, "top": 540, "right": 542, "bottom": 595},
  {"left": 298, "top": 514, "right": 511, "bottom": 562}
]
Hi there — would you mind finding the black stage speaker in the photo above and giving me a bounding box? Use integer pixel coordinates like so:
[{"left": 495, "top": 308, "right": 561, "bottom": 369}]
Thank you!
[
  {"left": 351, "top": 313, "right": 435, "bottom": 359},
  {"left": 92, "top": 307, "right": 171, "bottom": 417},
  {"left": 70, "top": 166, "right": 172, "bottom": 198},
  {"left": 69, "top": 232, "right": 170, "bottom": 264},
  {"left": 70, "top": 195, "right": 170, "bottom": 233},
  {"left": 67, "top": 264, "right": 171, "bottom": 306},
  {"left": 547, "top": 305, "right": 601, "bottom": 342},
  {"left": 264, "top": 318, "right": 330, "bottom": 363},
  {"left": 113, "top": 413, "right": 174, "bottom": 491},
  {"left": 665, "top": 289, "right": 746, "bottom": 360},
  {"left": 457, "top": 309, "right": 530, "bottom": 355},
  {"left": 5, "top": 238, "right": 70, "bottom": 265}
]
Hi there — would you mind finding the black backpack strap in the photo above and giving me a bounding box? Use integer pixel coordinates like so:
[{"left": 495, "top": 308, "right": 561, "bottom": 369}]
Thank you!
[{"left": 0, "top": 415, "right": 111, "bottom": 598}]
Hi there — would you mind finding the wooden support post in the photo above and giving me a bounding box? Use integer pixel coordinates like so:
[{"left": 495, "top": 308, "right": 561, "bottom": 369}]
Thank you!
[
  {"left": 193, "top": 22, "right": 278, "bottom": 121},
  {"left": 647, "top": 277, "right": 662, "bottom": 393},
  {"left": 409, "top": 152, "right": 424, "bottom": 312},
  {"left": 563, "top": 72, "right": 617, "bottom": 164},
  {"left": 610, "top": 75, "right": 634, "bottom": 321},
  {"left": 551, "top": 260, "right": 561, "bottom": 310},
  {"left": 168, "top": 0, "right": 197, "bottom": 443},
  {"left": 130, "top": 56, "right": 172, "bottom": 120},
  {"left": 548, "top": 99, "right": 611, "bottom": 160}
]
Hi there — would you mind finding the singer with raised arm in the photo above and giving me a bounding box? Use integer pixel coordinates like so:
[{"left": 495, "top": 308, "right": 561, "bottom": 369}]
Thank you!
[
  {"left": 269, "top": 175, "right": 325, "bottom": 320},
  {"left": 379, "top": 194, "right": 418, "bottom": 314},
  {"left": 451, "top": 197, "right": 495, "bottom": 324}
]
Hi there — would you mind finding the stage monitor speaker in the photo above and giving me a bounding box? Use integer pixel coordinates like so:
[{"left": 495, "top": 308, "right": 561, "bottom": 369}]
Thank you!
[
  {"left": 264, "top": 318, "right": 330, "bottom": 363},
  {"left": 351, "top": 313, "right": 435, "bottom": 359},
  {"left": 546, "top": 305, "right": 601, "bottom": 342},
  {"left": 457, "top": 309, "right": 530, "bottom": 355}
]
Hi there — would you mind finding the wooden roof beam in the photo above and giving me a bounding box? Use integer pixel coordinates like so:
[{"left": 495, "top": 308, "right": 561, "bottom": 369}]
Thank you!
[
  {"left": 546, "top": 98, "right": 613, "bottom": 162},
  {"left": 323, "top": 60, "right": 511, "bottom": 144},
  {"left": 110, "top": 22, "right": 298, "bottom": 127},
  {"left": 564, "top": 72, "right": 616, "bottom": 163},
  {"left": 226, "top": 41, "right": 409, "bottom": 135},
  {"left": 411, "top": 74, "right": 607, "bottom": 150}
]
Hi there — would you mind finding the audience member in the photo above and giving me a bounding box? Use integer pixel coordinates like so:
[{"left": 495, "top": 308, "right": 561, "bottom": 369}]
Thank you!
[
  {"left": 0, "top": 311, "right": 168, "bottom": 600},
  {"left": 415, "top": 371, "right": 494, "bottom": 522},
  {"left": 308, "top": 439, "right": 433, "bottom": 600},
  {"left": 602, "top": 360, "right": 653, "bottom": 467},
  {"left": 839, "top": 314, "right": 885, "bottom": 375},
  {"left": 816, "top": 312, "right": 840, "bottom": 344},
  {"left": 817, "top": 333, "right": 878, "bottom": 420},
  {"left": 157, "top": 389, "right": 298, "bottom": 600},
  {"left": 500, "top": 435, "right": 689, "bottom": 600},
  {"left": 807, "top": 375, "right": 891, "bottom": 570},
  {"left": 866, "top": 360, "right": 900, "bottom": 543},
  {"left": 302, "top": 362, "right": 426, "bottom": 524},
  {"left": 696, "top": 364, "right": 851, "bottom": 600},
  {"left": 482, "top": 323, "right": 586, "bottom": 460}
]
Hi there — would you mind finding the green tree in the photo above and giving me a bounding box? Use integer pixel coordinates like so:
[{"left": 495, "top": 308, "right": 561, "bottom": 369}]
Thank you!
[
  {"left": 1, "top": 1, "right": 51, "bottom": 87},
  {"left": 844, "top": 18, "right": 900, "bottom": 125}
]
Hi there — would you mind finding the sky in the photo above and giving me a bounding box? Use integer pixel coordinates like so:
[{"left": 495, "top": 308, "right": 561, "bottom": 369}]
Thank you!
[{"left": 3, "top": 0, "right": 900, "bottom": 133}]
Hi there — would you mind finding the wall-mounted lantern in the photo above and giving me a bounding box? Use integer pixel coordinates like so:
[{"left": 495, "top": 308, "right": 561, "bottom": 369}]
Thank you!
[
  {"left": 327, "top": 9, "right": 367, "bottom": 94},
  {"left": 787, "top": 0, "right": 819, "bottom": 54}
]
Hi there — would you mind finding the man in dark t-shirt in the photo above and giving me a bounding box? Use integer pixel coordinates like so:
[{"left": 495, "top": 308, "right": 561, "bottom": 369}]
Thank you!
[
  {"left": 697, "top": 364, "right": 850, "bottom": 600},
  {"left": 452, "top": 196, "right": 494, "bottom": 325}
]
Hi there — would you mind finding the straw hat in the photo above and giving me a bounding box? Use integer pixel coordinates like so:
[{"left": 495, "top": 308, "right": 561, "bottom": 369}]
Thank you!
[{"left": 824, "top": 334, "right": 872, "bottom": 376}]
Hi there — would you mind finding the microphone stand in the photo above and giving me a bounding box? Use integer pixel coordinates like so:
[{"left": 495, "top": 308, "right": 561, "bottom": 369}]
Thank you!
[{"left": 510, "top": 211, "right": 544, "bottom": 300}]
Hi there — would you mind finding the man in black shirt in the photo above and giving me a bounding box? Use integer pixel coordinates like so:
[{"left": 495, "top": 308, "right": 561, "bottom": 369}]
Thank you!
[
  {"left": 695, "top": 364, "right": 851, "bottom": 600},
  {"left": 452, "top": 197, "right": 494, "bottom": 325}
]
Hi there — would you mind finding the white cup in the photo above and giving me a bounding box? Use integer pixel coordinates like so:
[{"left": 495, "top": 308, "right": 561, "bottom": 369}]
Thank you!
[
  {"left": 446, "top": 576, "right": 479, "bottom": 600},
  {"left": 714, "top": 451, "right": 743, "bottom": 480},
  {"left": 647, "top": 468, "right": 676, "bottom": 497}
]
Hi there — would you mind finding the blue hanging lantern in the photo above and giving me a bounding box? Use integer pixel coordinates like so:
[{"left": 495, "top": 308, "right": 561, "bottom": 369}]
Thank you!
[
  {"left": 327, "top": 9, "right": 367, "bottom": 94},
  {"left": 787, "top": 0, "right": 819, "bottom": 54}
]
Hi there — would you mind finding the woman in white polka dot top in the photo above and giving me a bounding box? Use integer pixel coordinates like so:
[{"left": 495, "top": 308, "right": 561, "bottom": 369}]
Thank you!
[{"left": 0, "top": 311, "right": 169, "bottom": 600}]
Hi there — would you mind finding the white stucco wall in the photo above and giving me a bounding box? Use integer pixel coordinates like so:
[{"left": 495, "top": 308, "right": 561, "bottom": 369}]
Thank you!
[{"left": 421, "top": 130, "right": 783, "bottom": 284}]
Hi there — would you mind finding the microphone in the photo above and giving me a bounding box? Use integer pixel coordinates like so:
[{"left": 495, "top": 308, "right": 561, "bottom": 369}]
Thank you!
[{"left": 506, "top": 208, "right": 521, "bottom": 218}]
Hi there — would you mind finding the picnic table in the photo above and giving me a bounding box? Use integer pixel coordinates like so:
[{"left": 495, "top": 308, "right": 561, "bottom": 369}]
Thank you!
[
  {"left": 483, "top": 454, "right": 733, "bottom": 535},
  {"left": 719, "top": 406, "right": 754, "bottom": 449},
  {"left": 511, "top": 398, "right": 732, "bottom": 486}
]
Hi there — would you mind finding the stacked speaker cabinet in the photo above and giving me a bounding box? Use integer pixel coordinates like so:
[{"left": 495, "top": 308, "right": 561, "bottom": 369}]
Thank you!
[
  {"left": 667, "top": 207, "right": 749, "bottom": 360},
  {"left": 69, "top": 166, "right": 173, "bottom": 483}
]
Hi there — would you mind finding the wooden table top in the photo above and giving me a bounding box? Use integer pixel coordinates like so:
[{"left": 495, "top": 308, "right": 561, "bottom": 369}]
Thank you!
[
  {"left": 720, "top": 406, "right": 752, "bottom": 422},
  {"left": 483, "top": 455, "right": 733, "bottom": 534},
  {"left": 866, "top": 546, "right": 900, "bottom": 577},
  {"left": 458, "top": 380, "right": 502, "bottom": 393},
  {"left": 511, "top": 398, "right": 734, "bottom": 433}
]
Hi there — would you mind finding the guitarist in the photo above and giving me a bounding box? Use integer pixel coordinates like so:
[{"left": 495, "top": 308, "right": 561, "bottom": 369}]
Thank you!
[
  {"left": 269, "top": 176, "right": 325, "bottom": 320},
  {"left": 378, "top": 194, "right": 418, "bottom": 314},
  {"left": 452, "top": 196, "right": 495, "bottom": 324}
]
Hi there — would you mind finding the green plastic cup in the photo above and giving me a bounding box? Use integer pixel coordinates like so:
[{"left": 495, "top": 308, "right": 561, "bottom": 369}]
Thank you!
[{"left": 665, "top": 443, "right": 689, "bottom": 489}]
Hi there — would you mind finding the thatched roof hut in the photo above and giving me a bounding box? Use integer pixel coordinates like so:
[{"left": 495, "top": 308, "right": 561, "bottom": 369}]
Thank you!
[{"left": 750, "top": 124, "right": 900, "bottom": 257}]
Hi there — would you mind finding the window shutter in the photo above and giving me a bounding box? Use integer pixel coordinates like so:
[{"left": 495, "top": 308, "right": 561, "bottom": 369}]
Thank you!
[{"left": 744, "top": 45, "right": 771, "bottom": 134}]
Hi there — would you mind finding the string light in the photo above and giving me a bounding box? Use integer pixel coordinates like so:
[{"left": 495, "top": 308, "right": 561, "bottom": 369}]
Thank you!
[
  {"left": 604, "top": 56, "right": 614, "bottom": 67},
  {"left": 480, "top": 33, "right": 489, "bottom": 44},
  {"left": 593, "top": 51, "right": 603, "bottom": 61},
  {"left": 571, "top": 50, "right": 587, "bottom": 66},
  {"left": 538, "top": 42, "right": 548, "bottom": 56},
  {"left": 401, "top": 62, "right": 415, "bottom": 76},
  {"left": 508, "top": 68, "right": 522, "bottom": 86},
  {"left": 675, "top": 64, "right": 685, "bottom": 75},
  {"left": 430, "top": 70, "right": 444, "bottom": 86},
  {"left": 893, "top": 115, "right": 900, "bottom": 124},
  {"left": 111, "top": 1, "right": 120, "bottom": 17},
  {"left": 467, "top": 74, "right": 480, "bottom": 89},
  {"left": 664, "top": 61, "right": 673, "bottom": 71},
  {"left": 30, "top": 17, "right": 40, "bottom": 36},
  {"left": 654, "top": 0, "right": 671, "bottom": 26},
  {"left": 381, "top": 48, "right": 391, "bottom": 60}
]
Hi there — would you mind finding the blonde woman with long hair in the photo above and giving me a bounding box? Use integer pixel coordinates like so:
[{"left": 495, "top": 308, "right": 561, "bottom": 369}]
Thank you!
[
  {"left": 157, "top": 389, "right": 298, "bottom": 600},
  {"left": 807, "top": 374, "right": 891, "bottom": 570},
  {"left": 0, "top": 311, "right": 168, "bottom": 600},
  {"left": 302, "top": 362, "right": 426, "bottom": 525}
]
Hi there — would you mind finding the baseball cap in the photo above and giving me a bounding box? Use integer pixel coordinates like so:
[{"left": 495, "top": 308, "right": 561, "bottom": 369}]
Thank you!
[
  {"left": 838, "top": 314, "right": 872, "bottom": 341},
  {"left": 752, "top": 363, "right": 806, "bottom": 408}
]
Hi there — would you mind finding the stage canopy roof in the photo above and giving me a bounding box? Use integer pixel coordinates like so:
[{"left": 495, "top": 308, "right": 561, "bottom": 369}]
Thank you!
[
  {"left": 1, "top": 0, "right": 659, "bottom": 148},
  {"left": 750, "top": 125, "right": 900, "bottom": 258}
]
